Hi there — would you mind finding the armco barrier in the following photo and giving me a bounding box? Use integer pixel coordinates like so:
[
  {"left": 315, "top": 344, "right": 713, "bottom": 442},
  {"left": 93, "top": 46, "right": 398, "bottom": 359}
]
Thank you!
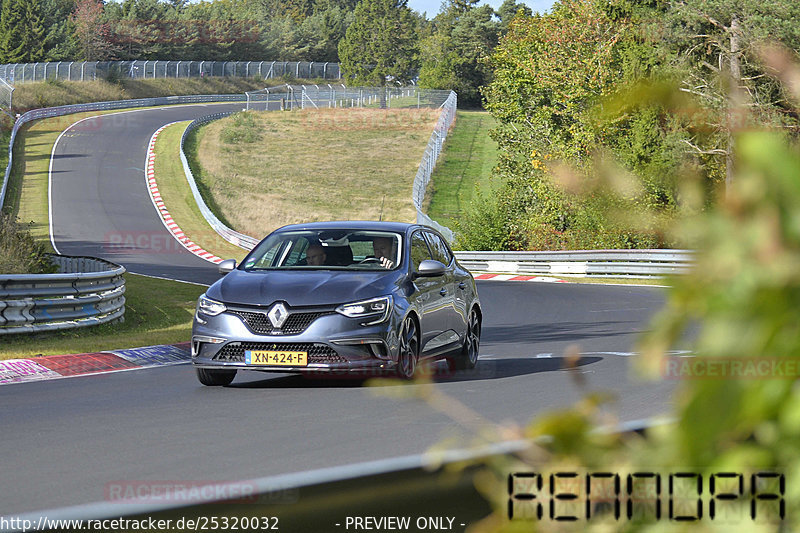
[
  {"left": 8, "top": 420, "right": 672, "bottom": 532},
  {"left": 0, "top": 255, "right": 125, "bottom": 334},
  {"left": 9, "top": 441, "right": 528, "bottom": 532},
  {"left": 0, "top": 94, "right": 248, "bottom": 210},
  {"left": 455, "top": 249, "right": 694, "bottom": 278},
  {"left": 179, "top": 112, "right": 261, "bottom": 251}
]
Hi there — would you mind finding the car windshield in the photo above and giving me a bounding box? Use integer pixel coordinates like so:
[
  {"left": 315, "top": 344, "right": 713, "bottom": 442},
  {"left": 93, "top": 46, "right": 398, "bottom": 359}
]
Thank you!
[{"left": 241, "top": 230, "right": 403, "bottom": 271}]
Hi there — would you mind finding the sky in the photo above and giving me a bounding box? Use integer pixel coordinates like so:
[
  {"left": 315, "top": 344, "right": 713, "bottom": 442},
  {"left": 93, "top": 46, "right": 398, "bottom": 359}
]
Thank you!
[{"left": 407, "top": 0, "right": 555, "bottom": 18}]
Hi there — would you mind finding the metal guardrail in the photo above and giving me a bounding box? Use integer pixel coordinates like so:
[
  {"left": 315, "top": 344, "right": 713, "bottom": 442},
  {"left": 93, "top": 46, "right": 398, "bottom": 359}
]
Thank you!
[
  {"left": 0, "top": 255, "right": 125, "bottom": 334},
  {"left": 180, "top": 112, "right": 261, "bottom": 251},
  {"left": 8, "top": 441, "right": 528, "bottom": 532},
  {"left": 7, "top": 419, "right": 673, "bottom": 532},
  {"left": 455, "top": 249, "right": 694, "bottom": 278},
  {"left": 0, "top": 61, "right": 341, "bottom": 84},
  {"left": 0, "top": 94, "right": 249, "bottom": 210}
]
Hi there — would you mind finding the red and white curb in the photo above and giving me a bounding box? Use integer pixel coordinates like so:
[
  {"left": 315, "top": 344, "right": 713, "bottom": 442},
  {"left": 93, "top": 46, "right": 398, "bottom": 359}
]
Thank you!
[
  {"left": 473, "top": 273, "right": 566, "bottom": 282},
  {"left": 146, "top": 124, "right": 223, "bottom": 264},
  {"left": 0, "top": 343, "right": 192, "bottom": 386}
]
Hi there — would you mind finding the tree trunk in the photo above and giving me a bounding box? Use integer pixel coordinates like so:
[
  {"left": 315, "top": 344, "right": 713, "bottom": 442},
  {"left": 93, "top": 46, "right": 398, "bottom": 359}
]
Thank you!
[{"left": 726, "top": 14, "right": 741, "bottom": 197}]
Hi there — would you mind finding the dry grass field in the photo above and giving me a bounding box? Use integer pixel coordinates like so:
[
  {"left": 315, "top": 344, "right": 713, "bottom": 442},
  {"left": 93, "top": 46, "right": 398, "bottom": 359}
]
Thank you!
[{"left": 189, "top": 107, "right": 439, "bottom": 237}]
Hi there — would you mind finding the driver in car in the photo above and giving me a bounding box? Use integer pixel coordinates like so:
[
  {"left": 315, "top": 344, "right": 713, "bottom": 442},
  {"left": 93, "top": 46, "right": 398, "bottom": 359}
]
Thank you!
[{"left": 305, "top": 244, "right": 327, "bottom": 266}]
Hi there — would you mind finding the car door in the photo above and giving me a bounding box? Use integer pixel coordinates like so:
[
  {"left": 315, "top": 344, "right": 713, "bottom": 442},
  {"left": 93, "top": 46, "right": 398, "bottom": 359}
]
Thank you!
[
  {"left": 409, "top": 230, "right": 449, "bottom": 354},
  {"left": 423, "top": 230, "right": 461, "bottom": 348}
]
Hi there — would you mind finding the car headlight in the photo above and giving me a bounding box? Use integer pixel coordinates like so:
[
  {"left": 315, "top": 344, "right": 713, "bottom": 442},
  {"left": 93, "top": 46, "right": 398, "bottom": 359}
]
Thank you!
[
  {"left": 198, "top": 294, "right": 226, "bottom": 317},
  {"left": 336, "top": 296, "right": 393, "bottom": 325}
]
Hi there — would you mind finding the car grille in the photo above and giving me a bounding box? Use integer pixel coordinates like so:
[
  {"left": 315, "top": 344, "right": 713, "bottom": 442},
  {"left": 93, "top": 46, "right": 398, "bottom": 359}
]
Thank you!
[
  {"left": 214, "top": 342, "right": 348, "bottom": 364},
  {"left": 227, "top": 310, "right": 334, "bottom": 335}
]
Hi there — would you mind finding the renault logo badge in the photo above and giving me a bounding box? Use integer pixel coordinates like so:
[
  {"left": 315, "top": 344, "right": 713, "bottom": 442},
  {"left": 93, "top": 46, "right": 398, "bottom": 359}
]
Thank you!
[{"left": 268, "top": 302, "right": 288, "bottom": 328}]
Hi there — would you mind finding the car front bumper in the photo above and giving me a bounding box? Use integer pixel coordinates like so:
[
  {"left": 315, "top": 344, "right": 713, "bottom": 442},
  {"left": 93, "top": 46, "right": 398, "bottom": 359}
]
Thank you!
[{"left": 191, "top": 308, "right": 400, "bottom": 374}]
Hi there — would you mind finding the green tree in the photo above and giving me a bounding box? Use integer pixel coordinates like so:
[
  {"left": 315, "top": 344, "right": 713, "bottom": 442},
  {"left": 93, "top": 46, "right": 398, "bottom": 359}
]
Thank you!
[
  {"left": 289, "top": 5, "right": 353, "bottom": 61},
  {"left": 0, "top": 0, "right": 46, "bottom": 63},
  {"left": 665, "top": 0, "right": 800, "bottom": 193},
  {"left": 476, "top": 0, "right": 625, "bottom": 248},
  {"left": 41, "top": 0, "right": 79, "bottom": 61},
  {"left": 418, "top": 3, "right": 499, "bottom": 107},
  {"left": 495, "top": 0, "right": 531, "bottom": 34},
  {"left": 338, "top": 0, "right": 419, "bottom": 86}
]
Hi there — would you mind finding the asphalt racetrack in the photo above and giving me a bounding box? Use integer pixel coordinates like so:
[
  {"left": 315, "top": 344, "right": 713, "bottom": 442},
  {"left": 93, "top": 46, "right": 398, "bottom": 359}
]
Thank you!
[
  {"left": 0, "top": 103, "right": 677, "bottom": 516},
  {"left": 49, "top": 102, "right": 245, "bottom": 284}
]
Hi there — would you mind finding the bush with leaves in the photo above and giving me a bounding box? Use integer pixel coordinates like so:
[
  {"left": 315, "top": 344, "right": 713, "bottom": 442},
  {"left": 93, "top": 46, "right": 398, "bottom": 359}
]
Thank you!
[{"left": 0, "top": 214, "right": 57, "bottom": 274}]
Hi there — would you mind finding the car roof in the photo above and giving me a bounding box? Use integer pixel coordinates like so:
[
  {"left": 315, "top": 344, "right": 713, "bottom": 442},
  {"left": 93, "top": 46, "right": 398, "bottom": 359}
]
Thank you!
[{"left": 273, "top": 221, "right": 423, "bottom": 234}]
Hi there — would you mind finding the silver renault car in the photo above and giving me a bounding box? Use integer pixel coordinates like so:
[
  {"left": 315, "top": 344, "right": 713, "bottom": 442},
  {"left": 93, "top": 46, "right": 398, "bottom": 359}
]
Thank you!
[{"left": 191, "top": 221, "right": 481, "bottom": 385}]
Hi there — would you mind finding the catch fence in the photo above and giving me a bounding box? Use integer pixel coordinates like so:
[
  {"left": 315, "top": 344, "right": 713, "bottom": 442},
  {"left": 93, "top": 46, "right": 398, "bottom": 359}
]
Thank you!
[{"left": 0, "top": 61, "right": 341, "bottom": 84}]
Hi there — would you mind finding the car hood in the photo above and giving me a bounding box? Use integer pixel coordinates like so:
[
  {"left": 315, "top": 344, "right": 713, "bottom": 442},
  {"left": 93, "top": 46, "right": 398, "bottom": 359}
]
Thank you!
[{"left": 207, "top": 269, "right": 401, "bottom": 307}]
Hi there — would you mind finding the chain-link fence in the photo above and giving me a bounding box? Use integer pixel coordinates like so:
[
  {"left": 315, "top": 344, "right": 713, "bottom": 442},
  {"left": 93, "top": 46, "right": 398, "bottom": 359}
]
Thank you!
[
  {"left": 0, "top": 61, "right": 341, "bottom": 84},
  {"left": 244, "top": 85, "right": 449, "bottom": 112},
  {"left": 413, "top": 90, "right": 457, "bottom": 242},
  {"left": 0, "top": 77, "right": 12, "bottom": 114}
]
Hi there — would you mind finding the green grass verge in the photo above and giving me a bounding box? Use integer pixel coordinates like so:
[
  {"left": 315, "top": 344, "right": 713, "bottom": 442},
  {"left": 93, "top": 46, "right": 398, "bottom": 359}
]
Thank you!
[
  {"left": 0, "top": 273, "right": 204, "bottom": 360},
  {"left": 426, "top": 111, "right": 498, "bottom": 228},
  {"left": 154, "top": 122, "right": 249, "bottom": 262}
]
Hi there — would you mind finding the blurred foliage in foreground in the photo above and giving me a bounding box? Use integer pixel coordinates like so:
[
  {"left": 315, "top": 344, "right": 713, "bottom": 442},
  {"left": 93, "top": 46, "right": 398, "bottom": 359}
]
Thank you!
[{"left": 458, "top": 49, "right": 800, "bottom": 532}]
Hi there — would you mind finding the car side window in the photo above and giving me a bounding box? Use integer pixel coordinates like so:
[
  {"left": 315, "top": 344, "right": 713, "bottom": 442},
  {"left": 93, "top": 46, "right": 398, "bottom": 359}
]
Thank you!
[
  {"left": 410, "top": 231, "right": 433, "bottom": 272},
  {"left": 424, "top": 232, "right": 452, "bottom": 266}
]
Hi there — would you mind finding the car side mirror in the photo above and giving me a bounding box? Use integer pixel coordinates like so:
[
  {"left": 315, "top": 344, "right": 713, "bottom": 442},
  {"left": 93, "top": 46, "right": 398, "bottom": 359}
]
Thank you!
[
  {"left": 218, "top": 259, "right": 236, "bottom": 275},
  {"left": 414, "top": 259, "right": 446, "bottom": 278}
]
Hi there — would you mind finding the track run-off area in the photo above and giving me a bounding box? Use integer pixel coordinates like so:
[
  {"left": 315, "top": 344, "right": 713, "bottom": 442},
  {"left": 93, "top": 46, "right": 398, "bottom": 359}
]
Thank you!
[{"left": 0, "top": 102, "right": 676, "bottom": 516}]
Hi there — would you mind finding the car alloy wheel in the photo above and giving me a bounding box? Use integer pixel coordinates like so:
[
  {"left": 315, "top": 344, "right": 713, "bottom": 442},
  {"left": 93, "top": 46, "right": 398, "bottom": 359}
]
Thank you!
[{"left": 396, "top": 316, "right": 419, "bottom": 379}]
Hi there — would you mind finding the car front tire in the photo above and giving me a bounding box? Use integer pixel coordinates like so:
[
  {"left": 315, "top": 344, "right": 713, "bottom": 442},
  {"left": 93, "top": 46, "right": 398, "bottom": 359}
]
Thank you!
[
  {"left": 396, "top": 316, "right": 419, "bottom": 379},
  {"left": 196, "top": 368, "right": 237, "bottom": 386}
]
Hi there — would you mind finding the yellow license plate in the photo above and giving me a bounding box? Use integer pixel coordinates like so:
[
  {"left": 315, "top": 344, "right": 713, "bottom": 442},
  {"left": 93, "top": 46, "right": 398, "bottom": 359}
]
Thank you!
[{"left": 245, "top": 350, "right": 308, "bottom": 366}]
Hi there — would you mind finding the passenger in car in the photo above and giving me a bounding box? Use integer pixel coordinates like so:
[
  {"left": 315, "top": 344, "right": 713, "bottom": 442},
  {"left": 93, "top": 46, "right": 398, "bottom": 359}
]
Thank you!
[{"left": 372, "top": 237, "right": 396, "bottom": 269}]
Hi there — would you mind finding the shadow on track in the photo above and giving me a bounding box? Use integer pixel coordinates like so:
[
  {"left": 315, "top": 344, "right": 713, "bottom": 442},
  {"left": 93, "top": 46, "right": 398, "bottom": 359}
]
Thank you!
[
  {"left": 224, "top": 355, "right": 603, "bottom": 389},
  {"left": 482, "top": 321, "right": 642, "bottom": 343}
]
